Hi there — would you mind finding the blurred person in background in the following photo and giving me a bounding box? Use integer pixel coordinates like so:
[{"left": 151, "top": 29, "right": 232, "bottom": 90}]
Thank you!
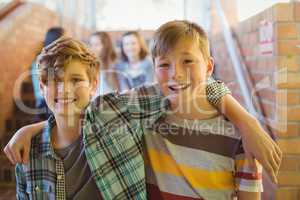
[
  {"left": 116, "top": 31, "right": 155, "bottom": 91},
  {"left": 89, "top": 32, "right": 120, "bottom": 95}
]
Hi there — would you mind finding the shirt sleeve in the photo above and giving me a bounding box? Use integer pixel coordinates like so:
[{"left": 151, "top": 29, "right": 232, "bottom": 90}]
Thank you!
[
  {"left": 15, "top": 164, "right": 29, "bottom": 200},
  {"left": 234, "top": 146, "right": 263, "bottom": 193},
  {"left": 206, "top": 76, "right": 231, "bottom": 106}
]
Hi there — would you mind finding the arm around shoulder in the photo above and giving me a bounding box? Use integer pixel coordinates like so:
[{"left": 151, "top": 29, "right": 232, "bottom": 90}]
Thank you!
[{"left": 3, "top": 121, "right": 46, "bottom": 165}]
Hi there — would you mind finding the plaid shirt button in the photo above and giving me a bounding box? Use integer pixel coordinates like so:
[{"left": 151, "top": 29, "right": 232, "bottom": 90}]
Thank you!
[
  {"left": 57, "top": 175, "right": 63, "bottom": 180},
  {"left": 35, "top": 186, "right": 40, "bottom": 191}
]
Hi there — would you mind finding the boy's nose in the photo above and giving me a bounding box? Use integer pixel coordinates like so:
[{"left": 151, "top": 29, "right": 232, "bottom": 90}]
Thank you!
[
  {"left": 170, "top": 64, "right": 184, "bottom": 81},
  {"left": 57, "top": 82, "right": 73, "bottom": 94}
]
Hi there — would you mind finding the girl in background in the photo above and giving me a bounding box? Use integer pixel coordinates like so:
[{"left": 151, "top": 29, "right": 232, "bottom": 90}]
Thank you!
[
  {"left": 116, "top": 31, "right": 155, "bottom": 91},
  {"left": 89, "top": 32, "right": 120, "bottom": 95}
]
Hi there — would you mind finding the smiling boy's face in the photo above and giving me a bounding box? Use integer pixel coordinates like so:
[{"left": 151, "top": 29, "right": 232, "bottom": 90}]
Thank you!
[
  {"left": 41, "top": 59, "right": 97, "bottom": 117},
  {"left": 154, "top": 37, "right": 214, "bottom": 109}
]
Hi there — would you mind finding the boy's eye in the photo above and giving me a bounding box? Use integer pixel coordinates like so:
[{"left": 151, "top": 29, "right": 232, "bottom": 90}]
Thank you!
[
  {"left": 183, "top": 59, "right": 194, "bottom": 64},
  {"left": 71, "top": 78, "right": 84, "bottom": 83},
  {"left": 157, "top": 63, "right": 169, "bottom": 68}
]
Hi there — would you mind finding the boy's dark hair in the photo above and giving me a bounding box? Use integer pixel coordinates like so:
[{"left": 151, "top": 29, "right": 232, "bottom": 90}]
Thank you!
[
  {"left": 37, "top": 37, "right": 100, "bottom": 85},
  {"left": 151, "top": 20, "right": 210, "bottom": 62},
  {"left": 120, "top": 31, "right": 149, "bottom": 61},
  {"left": 44, "top": 27, "right": 65, "bottom": 47}
]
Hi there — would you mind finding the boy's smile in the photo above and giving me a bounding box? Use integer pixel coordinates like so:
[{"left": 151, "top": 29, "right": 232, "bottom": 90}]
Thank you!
[
  {"left": 54, "top": 97, "right": 77, "bottom": 104},
  {"left": 168, "top": 82, "right": 191, "bottom": 92}
]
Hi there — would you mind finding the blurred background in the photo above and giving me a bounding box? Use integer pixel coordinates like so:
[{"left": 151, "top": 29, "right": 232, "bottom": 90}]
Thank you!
[{"left": 0, "top": 0, "right": 299, "bottom": 199}]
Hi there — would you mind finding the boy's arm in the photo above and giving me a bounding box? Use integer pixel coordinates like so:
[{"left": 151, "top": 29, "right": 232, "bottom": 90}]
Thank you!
[
  {"left": 206, "top": 78, "right": 282, "bottom": 183},
  {"left": 216, "top": 94, "right": 282, "bottom": 183},
  {"left": 4, "top": 121, "right": 46, "bottom": 164},
  {"left": 16, "top": 164, "right": 29, "bottom": 200}
]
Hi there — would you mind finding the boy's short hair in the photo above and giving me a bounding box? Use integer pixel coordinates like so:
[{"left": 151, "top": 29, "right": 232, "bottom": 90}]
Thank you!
[
  {"left": 151, "top": 20, "right": 210, "bottom": 61},
  {"left": 37, "top": 37, "right": 100, "bottom": 84}
]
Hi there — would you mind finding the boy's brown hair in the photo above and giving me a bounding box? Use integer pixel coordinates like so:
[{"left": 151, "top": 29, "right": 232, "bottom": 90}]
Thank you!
[
  {"left": 37, "top": 37, "right": 100, "bottom": 84},
  {"left": 120, "top": 31, "right": 149, "bottom": 61},
  {"left": 151, "top": 20, "right": 210, "bottom": 62}
]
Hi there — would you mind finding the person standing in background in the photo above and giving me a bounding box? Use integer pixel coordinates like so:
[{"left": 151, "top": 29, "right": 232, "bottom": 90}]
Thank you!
[
  {"left": 89, "top": 32, "right": 120, "bottom": 95},
  {"left": 116, "top": 31, "right": 155, "bottom": 91}
]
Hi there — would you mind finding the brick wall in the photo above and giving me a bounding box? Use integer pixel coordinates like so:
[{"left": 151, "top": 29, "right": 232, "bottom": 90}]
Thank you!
[{"left": 211, "top": 2, "right": 300, "bottom": 200}]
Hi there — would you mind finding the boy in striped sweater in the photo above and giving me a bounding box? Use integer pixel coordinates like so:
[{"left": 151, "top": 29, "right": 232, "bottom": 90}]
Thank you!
[{"left": 144, "top": 20, "right": 263, "bottom": 200}]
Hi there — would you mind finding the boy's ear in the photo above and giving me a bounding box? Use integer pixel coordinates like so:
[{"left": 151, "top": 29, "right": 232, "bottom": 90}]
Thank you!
[
  {"left": 90, "top": 78, "right": 98, "bottom": 97},
  {"left": 39, "top": 81, "right": 45, "bottom": 97},
  {"left": 206, "top": 57, "right": 214, "bottom": 78}
]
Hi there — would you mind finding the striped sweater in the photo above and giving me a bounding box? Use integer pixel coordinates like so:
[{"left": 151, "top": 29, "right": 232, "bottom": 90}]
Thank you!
[{"left": 144, "top": 115, "right": 263, "bottom": 200}]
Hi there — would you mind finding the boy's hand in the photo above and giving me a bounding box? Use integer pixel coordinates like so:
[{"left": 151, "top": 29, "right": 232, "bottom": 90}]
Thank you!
[
  {"left": 4, "top": 126, "right": 32, "bottom": 165},
  {"left": 241, "top": 119, "right": 282, "bottom": 184},
  {"left": 3, "top": 121, "right": 46, "bottom": 165}
]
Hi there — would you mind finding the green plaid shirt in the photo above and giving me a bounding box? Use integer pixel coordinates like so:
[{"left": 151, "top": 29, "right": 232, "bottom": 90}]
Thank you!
[{"left": 15, "top": 79, "right": 230, "bottom": 200}]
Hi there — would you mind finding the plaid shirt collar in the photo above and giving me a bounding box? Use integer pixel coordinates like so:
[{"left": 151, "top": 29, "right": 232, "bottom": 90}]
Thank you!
[
  {"left": 37, "top": 115, "right": 60, "bottom": 160},
  {"left": 39, "top": 113, "right": 86, "bottom": 160}
]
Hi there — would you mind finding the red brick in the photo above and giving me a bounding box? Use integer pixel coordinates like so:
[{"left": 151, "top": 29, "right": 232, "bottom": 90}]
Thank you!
[
  {"left": 277, "top": 40, "right": 300, "bottom": 56},
  {"left": 273, "top": 3, "right": 294, "bottom": 22},
  {"left": 277, "top": 139, "right": 300, "bottom": 154},
  {"left": 279, "top": 156, "right": 300, "bottom": 171},
  {"left": 294, "top": 2, "right": 300, "bottom": 21},
  {"left": 276, "top": 90, "right": 300, "bottom": 105},
  {"left": 278, "top": 172, "right": 300, "bottom": 186},
  {"left": 276, "top": 72, "right": 300, "bottom": 89},
  {"left": 276, "top": 22, "right": 299, "bottom": 40},
  {"left": 276, "top": 187, "right": 299, "bottom": 200},
  {"left": 285, "top": 107, "right": 300, "bottom": 121},
  {"left": 277, "top": 55, "right": 300, "bottom": 72}
]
